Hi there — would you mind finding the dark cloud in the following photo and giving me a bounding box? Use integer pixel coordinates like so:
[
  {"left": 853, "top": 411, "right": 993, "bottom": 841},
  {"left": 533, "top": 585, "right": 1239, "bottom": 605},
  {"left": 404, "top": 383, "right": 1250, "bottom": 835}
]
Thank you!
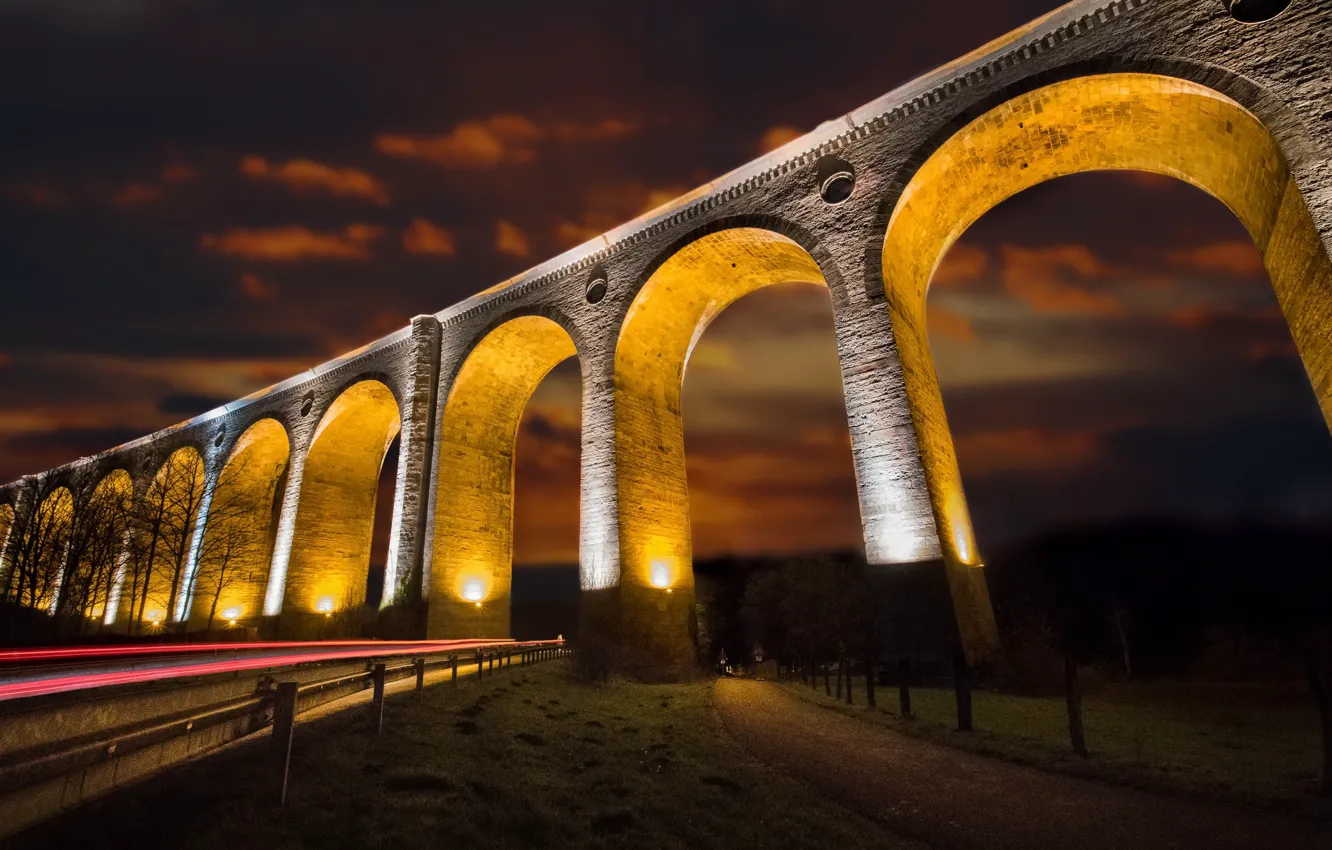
[
  {"left": 0, "top": 0, "right": 1328, "bottom": 563},
  {"left": 3, "top": 427, "right": 146, "bottom": 466},
  {"left": 156, "top": 392, "right": 231, "bottom": 416}
]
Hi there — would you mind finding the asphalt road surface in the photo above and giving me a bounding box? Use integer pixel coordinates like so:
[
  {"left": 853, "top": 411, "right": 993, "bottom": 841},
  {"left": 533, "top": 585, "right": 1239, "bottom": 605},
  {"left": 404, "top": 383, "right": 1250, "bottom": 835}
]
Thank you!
[{"left": 714, "top": 678, "right": 1329, "bottom": 850}]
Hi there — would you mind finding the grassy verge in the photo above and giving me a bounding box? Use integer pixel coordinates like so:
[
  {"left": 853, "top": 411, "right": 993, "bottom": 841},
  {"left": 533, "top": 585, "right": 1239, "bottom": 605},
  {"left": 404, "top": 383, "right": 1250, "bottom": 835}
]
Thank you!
[
  {"left": 9, "top": 663, "right": 923, "bottom": 850},
  {"left": 780, "top": 676, "right": 1330, "bottom": 819}
]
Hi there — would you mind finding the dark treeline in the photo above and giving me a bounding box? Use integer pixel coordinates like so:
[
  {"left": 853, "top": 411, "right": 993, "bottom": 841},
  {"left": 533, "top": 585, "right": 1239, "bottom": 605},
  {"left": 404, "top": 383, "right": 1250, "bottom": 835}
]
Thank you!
[
  {"left": 0, "top": 451, "right": 270, "bottom": 646},
  {"left": 700, "top": 519, "right": 1332, "bottom": 789}
]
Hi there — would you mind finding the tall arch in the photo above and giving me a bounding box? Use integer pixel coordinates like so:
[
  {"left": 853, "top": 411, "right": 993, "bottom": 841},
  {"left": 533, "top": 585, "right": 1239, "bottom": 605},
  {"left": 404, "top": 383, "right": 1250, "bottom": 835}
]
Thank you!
[
  {"left": 0, "top": 501, "right": 14, "bottom": 590},
  {"left": 188, "top": 418, "right": 290, "bottom": 630},
  {"left": 282, "top": 380, "right": 400, "bottom": 636},
  {"left": 880, "top": 72, "right": 1332, "bottom": 648},
  {"left": 130, "top": 446, "right": 206, "bottom": 628},
  {"left": 6, "top": 485, "right": 73, "bottom": 612},
  {"left": 614, "top": 227, "right": 829, "bottom": 665},
  {"left": 428, "top": 315, "right": 577, "bottom": 638},
  {"left": 77, "top": 469, "right": 133, "bottom": 625}
]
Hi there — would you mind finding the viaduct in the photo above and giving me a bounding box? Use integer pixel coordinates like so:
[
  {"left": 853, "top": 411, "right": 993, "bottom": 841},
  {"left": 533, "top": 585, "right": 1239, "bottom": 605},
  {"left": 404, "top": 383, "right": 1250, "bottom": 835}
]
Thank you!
[{"left": 1, "top": 0, "right": 1329, "bottom": 671}]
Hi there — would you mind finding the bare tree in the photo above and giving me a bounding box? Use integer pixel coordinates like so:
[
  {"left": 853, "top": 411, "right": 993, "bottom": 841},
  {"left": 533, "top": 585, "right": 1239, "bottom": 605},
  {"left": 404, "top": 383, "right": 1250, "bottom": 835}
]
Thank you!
[
  {"left": 192, "top": 516, "right": 254, "bottom": 632},
  {"left": 2, "top": 477, "right": 72, "bottom": 613},
  {"left": 186, "top": 450, "right": 281, "bottom": 632},
  {"left": 52, "top": 474, "right": 133, "bottom": 636},
  {"left": 125, "top": 450, "right": 207, "bottom": 630}
]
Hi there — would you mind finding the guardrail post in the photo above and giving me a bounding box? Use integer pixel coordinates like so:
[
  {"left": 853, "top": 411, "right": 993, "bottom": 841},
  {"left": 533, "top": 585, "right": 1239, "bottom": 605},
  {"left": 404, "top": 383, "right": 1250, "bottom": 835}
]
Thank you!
[
  {"left": 488, "top": 654, "right": 495, "bottom": 675},
  {"left": 371, "top": 663, "right": 386, "bottom": 734},
  {"left": 476, "top": 651, "right": 483, "bottom": 677},
  {"left": 451, "top": 654, "right": 459, "bottom": 684},
  {"left": 272, "top": 681, "right": 299, "bottom": 808},
  {"left": 414, "top": 657, "right": 426, "bottom": 700}
]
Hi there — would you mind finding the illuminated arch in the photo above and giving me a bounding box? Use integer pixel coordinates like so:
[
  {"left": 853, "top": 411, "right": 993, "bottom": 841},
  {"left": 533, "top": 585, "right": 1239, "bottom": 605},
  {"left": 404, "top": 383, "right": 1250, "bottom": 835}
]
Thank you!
[
  {"left": 83, "top": 469, "right": 133, "bottom": 624},
  {"left": 0, "top": 501, "right": 14, "bottom": 585},
  {"left": 881, "top": 72, "right": 1332, "bottom": 581},
  {"left": 282, "top": 379, "right": 400, "bottom": 635},
  {"left": 188, "top": 418, "right": 290, "bottom": 629},
  {"left": 428, "top": 314, "right": 577, "bottom": 638},
  {"left": 614, "top": 227, "right": 828, "bottom": 663},
  {"left": 14, "top": 485, "right": 74, "bottom": 612},
  {"left": 134, "top": 446, "right": 206, "bottom": 628}
]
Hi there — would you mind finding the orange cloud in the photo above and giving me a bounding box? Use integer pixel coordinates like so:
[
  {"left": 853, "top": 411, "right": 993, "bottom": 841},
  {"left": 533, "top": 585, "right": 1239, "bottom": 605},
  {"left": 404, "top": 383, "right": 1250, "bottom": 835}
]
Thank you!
[
  {"left": 240, "top": 156, "right": 389, "bottom": 205},
  {"left": 1167, "top": 240, "right": 1265, "bottom": 277},
  {"left": 376, "top": 114, "right": 636, "bottom": 169},
  {"left": 1165, "top": 303, "right": 1283, "bottom": 330},
  {"left": 401, "top": 217, "right": 457, "bottom": 256},
  {"left": 932, "top": 244, "right": 989, "bottom": 288},
  {"left": 160, "top": 164, "right": 198, "bottom": 184},
  {"left": 555, "top": 220, "right": 603, "bottom": 247},
  {"left": 927, "top": 304, "right": 977, "bottom": 342},
  {"left": 955, "top": 426, "right": 1100, "bottom": 475},
  {"left": 1000, "top": 244, "right": 1122, "bottom": 316},
  {"left": 1119, "top": 170, "right": 1175, "bottom": 190},
  {"left": 759, "top": 125, "right": 803, "bottom": 154},
  {"left": 6, "top": 182, "right": 69, "bottom": 208},
  {"left": 1247, "top": 338, "right": 1297, "bottom": 363},
  {"left": 110, "top": 182, "right": 164, "bottom": 208},
  {"left": 495, "top": 219, "right": 531, "bottom": 258},
  {"left": 377, "top": 115, "right": 542, "bottom": 168},
  {"left": 238, "top": 273, "right": 278, "bottom": 301},
  {"left": 201, "top": 224, "right": 384, "bottom": 261},
  {"left": 555, "top": 181, "right": 690, "bottom": 247}
]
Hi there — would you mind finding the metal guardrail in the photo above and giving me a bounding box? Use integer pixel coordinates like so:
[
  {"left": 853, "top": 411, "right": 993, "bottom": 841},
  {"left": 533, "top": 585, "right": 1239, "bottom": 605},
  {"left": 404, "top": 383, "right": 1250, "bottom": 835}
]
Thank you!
[{"left": 0, "top": 639, "right": 570, "bottom": 838}]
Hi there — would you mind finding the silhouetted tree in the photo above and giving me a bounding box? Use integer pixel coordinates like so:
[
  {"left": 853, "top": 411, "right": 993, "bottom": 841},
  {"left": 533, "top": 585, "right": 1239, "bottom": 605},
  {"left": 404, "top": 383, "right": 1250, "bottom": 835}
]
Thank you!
[{"left": 2, "top": 476, "right": 72, "bottom": 614}]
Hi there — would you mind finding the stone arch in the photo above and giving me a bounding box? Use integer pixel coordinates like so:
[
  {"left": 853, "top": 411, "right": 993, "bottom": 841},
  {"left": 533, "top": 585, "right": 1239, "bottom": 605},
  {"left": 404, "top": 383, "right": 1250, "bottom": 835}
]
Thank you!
[
  {"left": 427, "top": 314, "right": 579, "bottom": 638},
  {"left": 126, "top": 446, "right": 207, "bottom": 629},
  {"left": 4, "top": 484, "right": 73, "bottom": 612},
  {"left": 187, "top": 418, "right": 290, "bottom": 630},
  {"left": 879, "top": 72, "right": 1332, "bottom": 650},
  {"left": 613, "top": 226, "right": 830, "bottom": 665},
  {"left": 868, "top": 55, "right": 1327, "bottom": 302},
  {"left": 80, "top": 468, "right": 133, "bottom": 625},
  {"left": 281, "top": 379, "right": 401, "bottom": 636},
  {"left": 0, "top": 501, "right": 14, "bottom": 589}
]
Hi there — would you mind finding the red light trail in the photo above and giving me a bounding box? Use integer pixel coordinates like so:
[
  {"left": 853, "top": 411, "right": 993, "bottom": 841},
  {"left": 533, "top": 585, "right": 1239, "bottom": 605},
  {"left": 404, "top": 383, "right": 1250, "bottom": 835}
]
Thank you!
[{"left": 0, "top": 638, "right": 563, "bottom": 702}]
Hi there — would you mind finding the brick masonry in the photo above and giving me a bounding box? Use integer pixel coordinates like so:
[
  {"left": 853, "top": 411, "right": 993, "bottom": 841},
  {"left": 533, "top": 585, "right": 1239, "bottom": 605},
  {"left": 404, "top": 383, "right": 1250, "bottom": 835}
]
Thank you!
[{"left": 2, "top": 0, "right": 1329, "bottom": 665}]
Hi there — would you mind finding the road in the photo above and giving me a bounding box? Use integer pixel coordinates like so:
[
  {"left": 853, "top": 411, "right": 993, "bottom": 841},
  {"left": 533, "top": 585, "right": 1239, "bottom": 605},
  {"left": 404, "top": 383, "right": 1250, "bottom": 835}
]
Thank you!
[
  {"left": 0, "top": 638, "right": 556, "bottom": 702},
  {"left": 714, "top": 678, "right": 1329, "bottom": 850}
]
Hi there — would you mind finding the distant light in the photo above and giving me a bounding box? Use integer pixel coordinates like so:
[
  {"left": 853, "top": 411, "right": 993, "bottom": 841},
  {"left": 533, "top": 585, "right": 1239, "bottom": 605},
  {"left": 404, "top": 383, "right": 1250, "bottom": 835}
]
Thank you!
[
  {"left": 650, "top": 559, "right": 671, "bottom": 589},
  {"left": 222, "top": 607, "right": 241, "bottom": 620},
  {"left": 462, "top": 580, "right": 485, "bottom": 603},
  {"left": 316, "top": 597, "right": 334, "bottom": 615},
  {"left": 666, "top": 588, "right": 673, "bottom": 594}
]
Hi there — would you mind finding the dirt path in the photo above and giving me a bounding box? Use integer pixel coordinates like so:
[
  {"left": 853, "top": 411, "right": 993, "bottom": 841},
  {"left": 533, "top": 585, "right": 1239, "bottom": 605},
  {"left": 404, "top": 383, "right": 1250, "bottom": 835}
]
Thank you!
[{"left": 714, "top": 678, "right": 1328, "bottom": 850}]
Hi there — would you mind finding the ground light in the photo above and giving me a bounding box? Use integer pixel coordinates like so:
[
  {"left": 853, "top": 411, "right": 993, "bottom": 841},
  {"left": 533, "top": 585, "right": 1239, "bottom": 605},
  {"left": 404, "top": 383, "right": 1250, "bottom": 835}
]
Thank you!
[
  {"left": 461, "top": 579, "right": 485, "bottom": 603},
  {"left": 650, "top": 559, "right": 671, "bottom": 589}
]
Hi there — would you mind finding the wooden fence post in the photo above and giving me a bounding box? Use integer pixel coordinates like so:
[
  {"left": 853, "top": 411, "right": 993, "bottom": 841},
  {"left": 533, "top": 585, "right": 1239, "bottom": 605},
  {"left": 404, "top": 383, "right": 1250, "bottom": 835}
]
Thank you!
[
  {"left": 953, "top": 653, "right": 973, "bottom": 732},
  {"left": 272, "top": 681, "right": 299, "bottom": 808},
  {"left": 898, "top": 657, "right": 913, "bottom": 719},
  {"left": 370, "top": 662, "right": 386, "bottom": 733},
  {"left": 414, "top": 657, "right": 425, "bottom": 700}
]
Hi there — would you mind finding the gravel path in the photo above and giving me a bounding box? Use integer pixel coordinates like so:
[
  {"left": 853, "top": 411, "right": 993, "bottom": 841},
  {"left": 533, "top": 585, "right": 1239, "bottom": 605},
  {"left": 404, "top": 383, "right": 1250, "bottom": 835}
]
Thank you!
[{"left": 714, "top": 678, "right": 1328, "bottom": 850}]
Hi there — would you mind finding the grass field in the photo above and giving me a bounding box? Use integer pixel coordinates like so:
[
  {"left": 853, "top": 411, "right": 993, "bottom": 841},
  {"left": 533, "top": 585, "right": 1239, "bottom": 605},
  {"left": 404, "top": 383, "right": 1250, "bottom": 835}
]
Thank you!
[
  {"left": 10, "top": 663, "right": 924, "bottom": 850},
  {"left": 784, "top": 675, "right": 1327, "bottom": 813}
]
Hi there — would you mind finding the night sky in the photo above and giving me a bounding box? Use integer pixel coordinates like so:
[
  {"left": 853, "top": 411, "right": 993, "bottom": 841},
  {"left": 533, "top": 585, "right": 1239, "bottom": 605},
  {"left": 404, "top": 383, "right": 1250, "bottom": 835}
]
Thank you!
[{"left": 3, "top": 0, "right": 1330, "bottom": 567}]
